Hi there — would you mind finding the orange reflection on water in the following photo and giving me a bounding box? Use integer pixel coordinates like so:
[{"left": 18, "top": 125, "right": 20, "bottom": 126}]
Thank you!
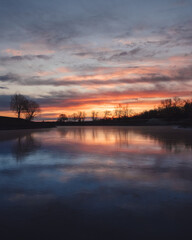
[{"left": 57, "top": 126, "right": 156, "bottom": 146}]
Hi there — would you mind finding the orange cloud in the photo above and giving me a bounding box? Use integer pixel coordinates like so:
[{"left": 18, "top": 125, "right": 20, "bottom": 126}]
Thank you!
[
  {"left": 38, "top": 88, "right": 191, "bottom": 118},
  {"left": 3, "top": 49, "right": 23, "bottom": 56},
  {"left": 3, "top": 44, "right": 55, "bottom": 56},
  {"left": 57, "top": 67, "right": 71, "bottom": 73}
]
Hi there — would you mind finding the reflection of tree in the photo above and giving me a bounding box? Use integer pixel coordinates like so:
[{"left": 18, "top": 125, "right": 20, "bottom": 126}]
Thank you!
[
  {"left": 57, "top": 128, "right": 69, "bottom": 137},
  {"left": 59, "top": 127, "right": 86, "bottom": 141},
  {"left": 57, "top": 126, "right": 192, "bottom": 152},
  {"left": 131, "top": 127, "right": 192, "bottom": 152},
  {"left": 13, "top": 133, "right": 41, "bottom": 162}
]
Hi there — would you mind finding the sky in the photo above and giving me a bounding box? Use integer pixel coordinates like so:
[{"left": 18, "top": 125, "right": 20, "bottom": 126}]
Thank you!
[{"left": 0, "top": 0, "right": 192, "bottom": 120}]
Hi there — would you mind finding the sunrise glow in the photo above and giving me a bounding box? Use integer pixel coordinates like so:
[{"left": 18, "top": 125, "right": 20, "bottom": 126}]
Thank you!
[{"left": 0, "top": 0, "right": 192, "bottom": 120}]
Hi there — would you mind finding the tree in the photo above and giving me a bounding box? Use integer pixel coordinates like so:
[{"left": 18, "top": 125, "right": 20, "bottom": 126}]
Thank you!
[
  {"left": 114, "top": 104, "right": 123, "bottom": 119},
  {"left": 91, "top": 111, "right": 98, "bottom": 121},
  {"left": 71, "top": 113, "right": 78, "bottom": 121},
  {"left": 57, "top": 114, "right": 68, "bottom": 123},
  {"left": 24, "top": 100, "right": 40, "bottom": 121},
  {"left": 184, "top": 100, "right": 192, "bottom": 118},
  {"left": 161, "top": 99, "right": 172, "bottom": 109},
  {"left": 82, "top": 112, "right": 86, "bottom": 122},
  {"left": 10, "top": 94, "right": 28, "bottom": 118},
  {"left": 122, "top": 104, "right": 129, "bottom": 118},
  {"left": 172, "top": 97, "right": 183, "bottom": 107},
  {"left": 71, "top": 111, "right": 86, "bottom": 122},
  {"left": 79, "top": 111, "right": 86, "bottom": 122},
  {"left": 77, "top": 111, "right": 82, "bottom": 122},
  {"left": 104, "top": 110, "right": 111, "bottom": 119}
]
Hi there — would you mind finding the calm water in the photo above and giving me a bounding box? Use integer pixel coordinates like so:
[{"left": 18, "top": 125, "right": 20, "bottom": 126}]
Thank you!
[{"left": 0, "top": 126, "right": 192, "bottom": 239}]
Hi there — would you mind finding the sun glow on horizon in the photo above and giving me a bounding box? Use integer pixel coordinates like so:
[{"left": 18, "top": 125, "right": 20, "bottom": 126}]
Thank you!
[{"left": 0, "top": 0, "right": 192, "bottom": 120}]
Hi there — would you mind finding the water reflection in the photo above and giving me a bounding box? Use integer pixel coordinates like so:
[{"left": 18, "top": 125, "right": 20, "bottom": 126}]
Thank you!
[
  {"left": 13, "top": 134, "right": 41, "bottom": 162},
  {"left": 0, "top": 129, "right": 50, "bottom": 162},
  {"left": 0, "top": 126, "right": 192, "bottom": 239},
  {"left": 57, "top": 126, "right": 192, "bottom": 150}
]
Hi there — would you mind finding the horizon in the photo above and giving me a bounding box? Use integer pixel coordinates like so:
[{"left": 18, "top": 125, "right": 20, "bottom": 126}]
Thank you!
[{"left": 0, "top": 0, "right": 192, "bottom": 121}]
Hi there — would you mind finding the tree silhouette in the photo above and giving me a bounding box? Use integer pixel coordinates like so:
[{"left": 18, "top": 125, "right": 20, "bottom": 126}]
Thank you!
[
  {"left": 57, "top": 114, "right": 68, "bottom": 123},
  {"left": 10, "top": 94, "right": 28, "bottom": 118},
  {"left": 104, "top": 110, "right": 111, "bottom": 119},
  {"left": 24, "top": 100, "right": 40, "bottom": 121},
  {"left": 91, "top": 111, "right": 98, "bottom": 121},
  {"left": 77, "top": 111, "right": 86, "bottom": 122},
  {"left": 10, "top": 94, "right": 40, "bottom": 120},
  {"left": 115, "top": 104, "right": 123, "bottom": 119}
]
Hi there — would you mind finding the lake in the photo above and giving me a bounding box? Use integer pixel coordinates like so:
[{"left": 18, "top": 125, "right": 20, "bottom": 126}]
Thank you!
[{"left": 0, "top": 126, "right": 192, "bottom": 239}]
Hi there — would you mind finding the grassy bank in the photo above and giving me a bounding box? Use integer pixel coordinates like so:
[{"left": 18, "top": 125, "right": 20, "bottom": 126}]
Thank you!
[{"left": 0, "top": 116, "right": 56, "bottom": 130}]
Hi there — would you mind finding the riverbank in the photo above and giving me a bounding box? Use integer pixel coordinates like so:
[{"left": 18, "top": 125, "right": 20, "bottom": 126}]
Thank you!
[
  {"left": 1, "top": 116, "right": 191, "bottom": 130},
  {"left": 57, "top": 118, "right": 192, "bottom": 128},
  {"left": 0, "top": 116, "right": 56, "bottom": 130}
]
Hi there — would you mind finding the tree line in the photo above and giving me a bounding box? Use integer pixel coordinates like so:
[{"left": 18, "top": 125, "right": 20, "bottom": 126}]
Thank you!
[
  {"left": 133, "top": 97, "right": 192, "bottom": 120},
  {"left": 9, "top": 94, "right": 192, "bottom": 122},
  {"left": 57, "top": 104, "right": 133, "bottom": 123},
  {"left": 57, "top": 97, "right": 192, "bottom": 123}
]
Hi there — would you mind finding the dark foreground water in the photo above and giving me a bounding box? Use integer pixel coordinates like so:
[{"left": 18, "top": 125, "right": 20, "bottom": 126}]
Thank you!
[{"left": 0, "top": 126, "right": 192, "bottom": 239}]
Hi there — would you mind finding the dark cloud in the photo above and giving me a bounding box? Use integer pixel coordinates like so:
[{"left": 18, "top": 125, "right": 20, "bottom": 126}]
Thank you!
[
  {"left": 0, "top": 95, "right": 11, "bottom": 111},
  {"left": 0, "top": 86, "right": 8, "bottom": 89},
  {"left": 0, "top": 65, "right": 192, "bottom": 87},
  {"left": 28, "top": 21, "right": 80, "bottom": 47},
  {"left": 108, "top": 47, "right": 145, "bottom": 61},
  {"left": 129, "top": 47, "right": 141, "bottom": 55},
  {"left": 0, "top": 55, "right": 51, "bottom": 64},
  {"left": 0, "top": 0, "right": 125, "bottom": 48},
  {"left": 74, "top": 52, "right": 94, "bottom": 57},
  {"left": 117, "top": 51, "right": 128, "bottom": 57},
  {"left": 74, "top": 49, "right": 118, "bottom": 62},
  {"left": 152, "top": 20, "right": 192, "bottom": 47},
  {"left": 0, "top": 73, "right": 20, "bottom": 82}
]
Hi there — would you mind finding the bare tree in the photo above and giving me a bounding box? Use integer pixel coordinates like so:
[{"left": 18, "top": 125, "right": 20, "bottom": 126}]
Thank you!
[
  {"left": 104, "top": 110, "right": 111, "bottom": 119},
  {"left": 57, "top": 114, "right": 68, "bottom": 123},
  {"left": 122, "top": 104, "right": 129, "bottom": 118},
  {"left": 114, "top": 104, "right": 123, "bottom": 118},
  {"left": 24, "top": 100, "right": 40, "bottom": 121},
  {"left": 71, "top": 113, "right": 78, "bottom": 122},
  {"left": 10, "top": 94, "right": 28, "bottom": 118},
  {"left": 91, "top": 111, "right": 98, "bottom": 121},
  {"left": 128, "top": 109, "right": 134, "bottom": 117},
  {"left": 161, "top": 99, "right": 172, "bottom": 109},
  {"left": 77, "top": 112, "right": 82, "bottom": 122},
  {"left": 76, "top": 111, "right": 86, "bottom": 122},
  {"left": 81, "top": 111, "right": 86, "bottom": 122},
  {"left": 172, "top": 97, "right": 184, "bottom": 107}
]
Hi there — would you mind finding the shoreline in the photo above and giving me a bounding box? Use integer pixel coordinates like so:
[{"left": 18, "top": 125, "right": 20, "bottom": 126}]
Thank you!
[
  {"left": 0, "top": 116, "right": 56, "bottom": 131},
  {"left": 0, "top": 116, "right": 191, "bottom": 131}
]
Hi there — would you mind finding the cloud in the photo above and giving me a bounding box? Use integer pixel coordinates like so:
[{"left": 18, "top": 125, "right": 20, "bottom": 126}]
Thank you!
[
  {"left": 107, "top": 47, "right": 152, "bottom": 62},
  {"left": 0, "top": 86, "right": 8, "bottom": 89},
  {"left": 36, "top": 85, "right": 191, "bottom": 110},
  {"left": 3, "top": 47, "right": 55, "bottom": 56},
  {"left": 153, "top": 20, "right": 192, "bottom": 47},
  {"left": 0, "top": 73, "right": 20, "bottom": 82},
  {"left": 75, "top": 52, "right": 92, "bottom": 57},
  {"left": 74, "top": 47, "right": 144, "bottom": 62},
  {"left": 0, "top": 55, "right": 51, "bottom": 64},
  {"left": 1, "top": 65, "right": 191, "bottom": 88},
  {"left": 0, "top": 95, "right": 11, "bottom": 111},
  {"left": 129, "top": 47, "right": 142, "bottom": 55}
]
